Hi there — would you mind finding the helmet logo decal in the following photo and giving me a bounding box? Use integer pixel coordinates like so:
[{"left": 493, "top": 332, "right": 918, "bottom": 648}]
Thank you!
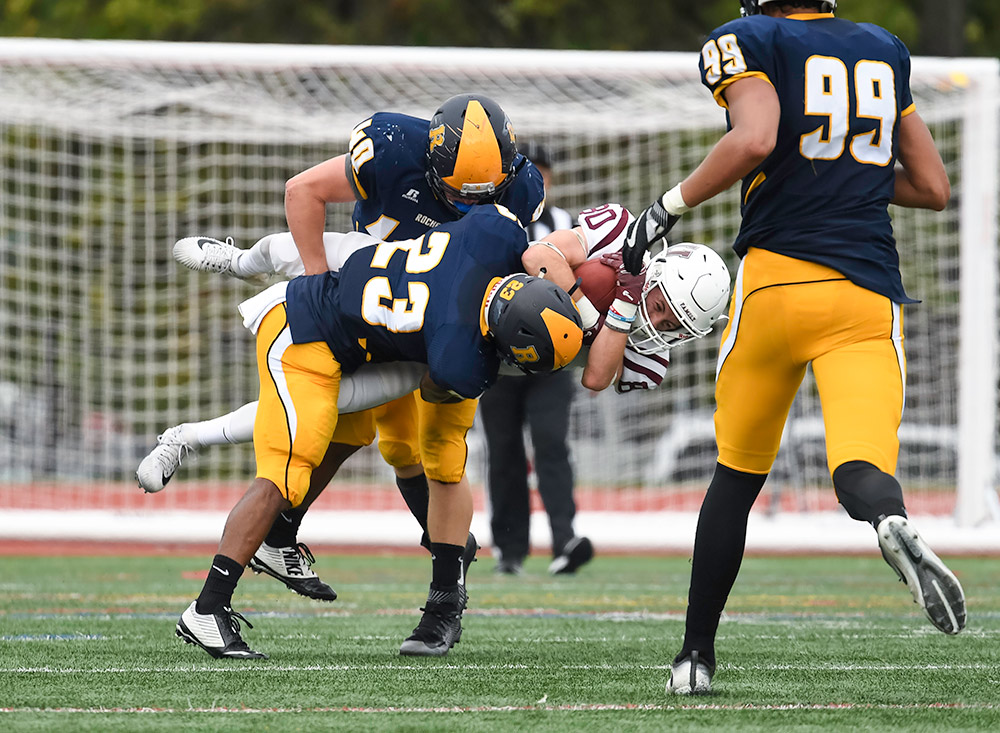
[
  {"left": 428, "top": 124, "right": 445, "bottom": 155},
  {"left": 511, "top": 345, "right": 540, "bottom": 364}
]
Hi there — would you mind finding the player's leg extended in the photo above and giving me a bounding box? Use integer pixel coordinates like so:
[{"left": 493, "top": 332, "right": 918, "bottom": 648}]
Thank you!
[
  {"left": 174, "top": 231, "right": 375, "bottom": 280},
  {"left": 479, "top": 375, "right": 531, "bottom": 573},
  {"left": 399, "top": 397, "right": 479, "bottom": 657},
  {"left": 178, "top": 304, "right": 341, "bottom": 659},
  {"left": 136, "top": 402, "right": 258, "bottom": 493},
  {"left": 671, "top": 250, "right": 809, "bottom": 694},
  {"left": 814, "top": 293, "right": 965, "bottom": 634},
  {"left": 137, "top": 362, "right": 422, "bottom": 493}
]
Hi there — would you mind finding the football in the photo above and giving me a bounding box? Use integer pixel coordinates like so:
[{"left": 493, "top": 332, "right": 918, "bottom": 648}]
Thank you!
[{"left": 575, "top": 258, "right": 618, "bottom": 312}]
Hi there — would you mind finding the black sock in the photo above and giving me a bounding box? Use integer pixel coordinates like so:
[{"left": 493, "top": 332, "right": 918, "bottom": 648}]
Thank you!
[
  {"left": 429, "top": 542, "right": 464, "bottom": 591},
  {"left": 264, "top": 508, "right": 303, "bottom": 548},
  {"left": 195, "top": 554, "right": 244, "bottom": 614},
  {"left": 832, "top": 460, "right": 907, "bottom": 526},
  {"left": 678, "top": 463, "right": 767, "bottom": 669},
  {"left": 396, "top": 473, "right": 430, "bottom": 545}
]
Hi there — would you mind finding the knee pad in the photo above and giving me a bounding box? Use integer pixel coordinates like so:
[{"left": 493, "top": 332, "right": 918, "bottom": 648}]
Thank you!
[{"left": 832, "top": 460, "right": 906, "bottom": 524}]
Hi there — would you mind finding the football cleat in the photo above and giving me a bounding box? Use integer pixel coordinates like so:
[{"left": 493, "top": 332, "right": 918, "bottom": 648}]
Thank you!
[
  {"left": 399, "top": 587, "right": 463, "bottom": 657},
  {"left": 548, "top": 536, "right": 594, "bottom": 575},
  {"left": 667, "top": 650, "right": 714, "bottom": 695},
  {"left": 136, "top": 424, "right": 196, "bottom": 493},
  {"left": 877, "top": 515, "right": 966, "bottom": 635},
  {"left": 173, "top": 236, "right": 264, "bottom": 282},
  {"left": 494, "top": 556, "right": 524, "bottom": 576},
  {"left": 249, "top": 542, "right": 337, "bottom": 602},
  {"left": 175, "top": 601, "right": 267, "bottom": 660},
  {"left": 459, "top": 532, "right": 479, "bottom": 611}
]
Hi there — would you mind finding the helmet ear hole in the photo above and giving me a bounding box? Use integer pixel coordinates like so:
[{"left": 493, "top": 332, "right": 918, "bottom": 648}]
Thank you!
[{"left": 487, "top": 274, "right": 584, "bottom": 373}]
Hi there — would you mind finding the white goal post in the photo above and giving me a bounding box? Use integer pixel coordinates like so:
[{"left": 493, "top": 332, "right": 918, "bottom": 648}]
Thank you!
[{"left": 0, "top": 39, "right": 997, "bottom": 550}]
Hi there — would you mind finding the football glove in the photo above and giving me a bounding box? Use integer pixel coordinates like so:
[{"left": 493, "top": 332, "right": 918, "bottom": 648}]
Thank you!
[
  {"left": 600, "top": 251, "right": 644, "bottom": 305},
  {"left": 622, "top": 185, "right": 689, "bottom": 275}
]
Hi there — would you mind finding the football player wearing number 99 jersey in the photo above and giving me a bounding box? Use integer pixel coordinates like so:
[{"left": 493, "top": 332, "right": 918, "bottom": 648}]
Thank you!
[{"left": 619, "top": 1, "right": 965, "bottom": 695}]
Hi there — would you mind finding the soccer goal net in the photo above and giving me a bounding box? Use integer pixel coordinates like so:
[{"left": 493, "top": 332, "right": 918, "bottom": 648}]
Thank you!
[{"left": 1, "top": 39, "right": 997, "bottom": 549}]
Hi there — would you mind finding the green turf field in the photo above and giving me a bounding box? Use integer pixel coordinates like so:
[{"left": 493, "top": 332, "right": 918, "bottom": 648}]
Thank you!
[{"left": 1, "top": 552, "right": 998, "bottom": 732}]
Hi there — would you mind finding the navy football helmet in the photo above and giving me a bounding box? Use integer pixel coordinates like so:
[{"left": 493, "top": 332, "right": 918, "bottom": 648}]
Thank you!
[
  {"left": 740, "top": 0, "right": 835, "bottom": 16},
  {"left": 426, "top": 94, "right": 519, "bottom": 216},
  {"left": 486, "top": 273, "right": 582, "bottom": 374}
]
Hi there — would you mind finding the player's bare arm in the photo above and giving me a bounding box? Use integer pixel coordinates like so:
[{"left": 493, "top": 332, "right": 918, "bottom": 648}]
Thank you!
[
  {"left": 521, "top": 232, "right": 581, "bottom": 294},
  {"left": 891, "top": 111, "right": 951, "bottom": 211},
  {"left": 677, "top": 76, "right": 780, "bottom": 207},
  {"left": 284, "top": 154, "right": 357, "bottom": 275},
  {"left": 581, "top": 324, "right": 628, "bottom": 391}
]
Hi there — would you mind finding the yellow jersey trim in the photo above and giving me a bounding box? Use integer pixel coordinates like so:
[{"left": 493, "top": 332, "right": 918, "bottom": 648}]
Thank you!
[
  {"left": 713, "top": 71, "right": 773, "bottom": 109},
  {"left": 901, "top": 102, "right": 916, "bottom": 118},
  {"left": 744, "top": 171, "right": 767, "bottom": 205},
  {"left": 786, "top": 13, "right": 836, "bottom": 20}
]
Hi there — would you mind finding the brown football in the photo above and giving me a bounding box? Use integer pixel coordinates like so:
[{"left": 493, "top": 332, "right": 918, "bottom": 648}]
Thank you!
[{"left": 575, "top": 258, "right": 618, "bottom": 312}]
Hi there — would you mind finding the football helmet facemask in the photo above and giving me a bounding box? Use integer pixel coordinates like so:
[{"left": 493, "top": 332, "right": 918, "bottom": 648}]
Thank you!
[
  {"left": 486, "top": 273, "right": 583, "bottom": 374},
  {"left": 740, "top": 0, "right": 835, "bottom": 16},
  {"left": 628, "top": 243, "right": 732, "bottom": 355},
  {"left": 426, "top": 93, "right": 519, "bottom": 216}
]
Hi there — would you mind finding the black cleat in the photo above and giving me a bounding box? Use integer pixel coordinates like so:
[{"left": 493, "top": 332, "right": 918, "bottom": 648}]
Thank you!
[
  {"left": 399, "top": 588, "right": 463, "bottom": 657},
  {"left": 549, "top": 536, "right": 594, "bottom": 575},
  {"left": 176, "top": 602, "right": 267, "bottom": 659},
  {"left": 249, "top": 541, "right": 337, "bottom": 602}
]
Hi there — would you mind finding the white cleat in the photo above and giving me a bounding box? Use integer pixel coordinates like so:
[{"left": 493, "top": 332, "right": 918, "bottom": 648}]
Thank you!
[
  {"left": 136, "top": 424, "right": 196, "bottom": 493},
  {"left": 877, "top": 515, "right": 966, "bottom": 635},
  {"left": 249, "top": 542, "right": 337, "bottom": 601},
  {"left": 176, "top": 601, "right": 267, "bottom": 660},
  {"left": 173, "top": 236, "right": 265, "bottom": 283},
  {"left": 667, "top": 651, "right": 714, "bottom": 695}
]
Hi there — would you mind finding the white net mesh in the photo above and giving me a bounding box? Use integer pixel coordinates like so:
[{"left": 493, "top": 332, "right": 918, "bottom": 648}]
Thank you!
[{"left": 0, "top": 40, "right": 996, "bottom": 528}]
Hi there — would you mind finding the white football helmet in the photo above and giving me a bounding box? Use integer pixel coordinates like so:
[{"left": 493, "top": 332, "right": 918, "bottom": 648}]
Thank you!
[{"left": 628, "top": 243, "right": 732, "bottom": 355}]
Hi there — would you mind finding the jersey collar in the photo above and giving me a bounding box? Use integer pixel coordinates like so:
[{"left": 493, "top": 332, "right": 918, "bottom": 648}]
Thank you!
[{"left": 786, "top": 13, "right": 835, "bottom": 20}]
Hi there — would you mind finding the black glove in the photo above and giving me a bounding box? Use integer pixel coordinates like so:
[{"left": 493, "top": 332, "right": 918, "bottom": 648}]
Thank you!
[{"left": 622, "top": 199, "right": 680, "bottom": 275}]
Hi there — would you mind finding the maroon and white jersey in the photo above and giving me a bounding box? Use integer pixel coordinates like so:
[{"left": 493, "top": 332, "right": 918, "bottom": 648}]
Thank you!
[{"left": 576, "top": 203, "right": 671, "bottom": 393}]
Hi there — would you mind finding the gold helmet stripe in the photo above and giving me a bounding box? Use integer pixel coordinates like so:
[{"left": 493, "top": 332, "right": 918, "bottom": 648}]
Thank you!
[
  {"left": 540, "top": 307, "right": 583, "bottom": 369},
  {"left": 443, "top": 100, "right": 505, "bottom": 191}
]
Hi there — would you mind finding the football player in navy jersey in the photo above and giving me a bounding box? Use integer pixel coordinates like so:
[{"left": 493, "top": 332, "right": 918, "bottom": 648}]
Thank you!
[
  {"left": 158, "top": 94, "right": 544, "bottom": 605},
  {"left": 621, "top": 1, "right": 965, "bottom": 694},
  {"left": 175, "top": 203, "right": 582, "bottom": 660}
]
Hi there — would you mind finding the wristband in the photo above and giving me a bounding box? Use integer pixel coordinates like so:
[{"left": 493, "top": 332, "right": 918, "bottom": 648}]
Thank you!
[
  {"left": 575, "top": 295, "right": 601, "bottom": 330},
  {"left": 661, "top": 183, "right": 691, "bottom": 216},
  {"left": 605, "top": 298, "right": 638, "bottom": 333}
]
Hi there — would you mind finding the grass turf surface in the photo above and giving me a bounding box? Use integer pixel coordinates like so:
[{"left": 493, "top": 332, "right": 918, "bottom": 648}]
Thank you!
[{"left": 1, "top": 552, "right": 998, "bottom": 732}]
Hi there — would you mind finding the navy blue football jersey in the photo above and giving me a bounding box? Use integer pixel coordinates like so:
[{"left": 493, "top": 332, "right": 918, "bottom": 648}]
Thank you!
[
  {"left": 285, "top": 205, "right": 528, "bottom": 398},
  {"left": 345, "top": 112, "right": 545, "bottom": 242},
  {"left": 699, "top": 13, "right": 917, "bottom": 303}
]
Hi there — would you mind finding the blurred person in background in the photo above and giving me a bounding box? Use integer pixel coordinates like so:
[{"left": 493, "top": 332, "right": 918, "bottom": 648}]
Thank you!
[{"left": 480, "top": 143, "right": 593, "bottom": 576}]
